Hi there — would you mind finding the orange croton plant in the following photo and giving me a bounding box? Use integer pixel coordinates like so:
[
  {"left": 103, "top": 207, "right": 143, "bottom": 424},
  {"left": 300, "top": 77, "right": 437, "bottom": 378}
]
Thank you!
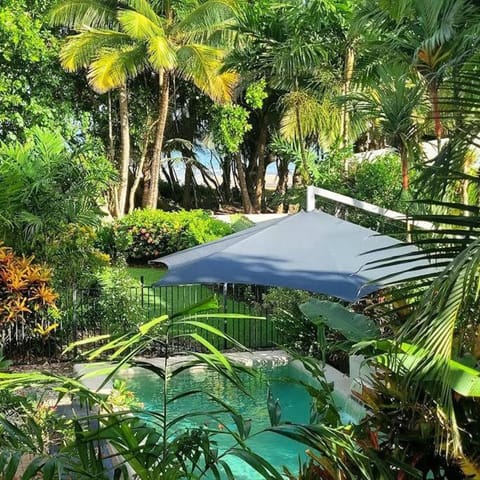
[{"left": 0, "top": 243, "right": 58, "bottom": 328}]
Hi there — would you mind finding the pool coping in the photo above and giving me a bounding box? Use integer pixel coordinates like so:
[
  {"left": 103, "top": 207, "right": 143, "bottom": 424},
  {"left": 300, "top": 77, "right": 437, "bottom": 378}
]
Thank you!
[{"left": 73, "top": 349, "right": 355, "bottom": 399}]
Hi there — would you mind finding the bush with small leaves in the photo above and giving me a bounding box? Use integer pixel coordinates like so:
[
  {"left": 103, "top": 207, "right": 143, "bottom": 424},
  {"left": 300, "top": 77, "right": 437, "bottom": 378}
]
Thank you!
[{"left": 110, "top": 209, "right": 233, "bottom": 263}]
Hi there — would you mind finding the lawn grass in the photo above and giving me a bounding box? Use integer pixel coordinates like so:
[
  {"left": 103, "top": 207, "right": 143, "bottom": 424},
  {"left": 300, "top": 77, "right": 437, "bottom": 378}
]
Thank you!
[
  {"left": 127, "top": 265, "right": 166, "bottom": 286},
  {"left": 125, "top": 266, "right": 277, "bottom": 349}
]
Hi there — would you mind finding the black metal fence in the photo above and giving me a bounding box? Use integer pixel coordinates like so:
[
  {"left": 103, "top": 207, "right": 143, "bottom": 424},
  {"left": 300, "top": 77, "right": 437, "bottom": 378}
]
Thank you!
[{"left": 4, "top": 283, "right": 282, "bottom": 362}]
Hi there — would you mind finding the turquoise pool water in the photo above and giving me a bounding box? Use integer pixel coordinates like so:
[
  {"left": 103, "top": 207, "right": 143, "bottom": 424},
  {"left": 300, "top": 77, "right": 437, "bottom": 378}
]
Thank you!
[{"left": 120, "top": 362, "right": 365, "bottom": 479}]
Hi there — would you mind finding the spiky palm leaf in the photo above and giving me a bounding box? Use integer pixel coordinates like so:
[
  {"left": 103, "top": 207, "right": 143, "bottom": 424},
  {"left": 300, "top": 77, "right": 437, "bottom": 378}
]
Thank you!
[
  {"left": 280, "top": 90, "right": 343, "bottom": 148},
  {"left": 88, "top": 44, "right": 150, "bottom": 92},
  {"left": 373, "top": 53, "right": 480, "bottom": 457},
  {"left": 60, "top": 29, "right": 132, "bottom": 71},
  {"left": 176, "top": 44, "right": 236, "bottom": 102},
  {"left": 349, "top": 64, "right": 426, "bottom": 145},
  {"left": 49, "top": 0, "right": 118, "bottom": 28}
]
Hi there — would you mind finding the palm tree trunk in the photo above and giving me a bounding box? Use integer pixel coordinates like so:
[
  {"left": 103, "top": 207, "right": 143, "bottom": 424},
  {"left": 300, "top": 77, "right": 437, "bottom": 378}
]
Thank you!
[
  {"left": 429, "top": 81, "right": 442, "bottom": 151},
  {"left": 183, "top": 161, "right": 193, "bottom": 209},
  {"left": 129, "top": 118, "right": 157, "bottom": 213},
  {"left": 341, "top": 45, "right": 355, "bottom": 151},
  {"left": 275, "top": 157, "right": 289, "bottom": 213},
  {"left": 400, "top": 144, "right": 409, "bottom": 191},
  {"left": 222, "top": 156, "right": 232, "bottom": 204},
  {"left": 295, "top": 105, "right": 309, "bottom": 185},
  {"left": 117, "top": 84, "right": 130, "bottom": 217},
  {"left": 253, "top": 117, "right": 268, "bottom": 212},
  {"left": 235, "top": 153, "right": 253, "bottom": 213},
  {"left": 107, "top": 91, "right": 115, "bottom": 163},
  {"left": 146, "top": 70, "right": 170, "bottom": 209}
]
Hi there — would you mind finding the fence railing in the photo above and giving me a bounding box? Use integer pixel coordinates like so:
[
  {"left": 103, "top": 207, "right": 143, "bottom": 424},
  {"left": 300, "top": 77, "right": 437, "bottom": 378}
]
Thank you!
[{"left": 4, "top": 283, "right": 281, "bottom": 361}]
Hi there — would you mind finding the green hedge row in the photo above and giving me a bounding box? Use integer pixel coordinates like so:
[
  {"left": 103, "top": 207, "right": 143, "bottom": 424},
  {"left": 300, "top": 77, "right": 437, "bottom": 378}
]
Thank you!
[{"left": 102, "top": 209, "right": 233, "bottom": 263}]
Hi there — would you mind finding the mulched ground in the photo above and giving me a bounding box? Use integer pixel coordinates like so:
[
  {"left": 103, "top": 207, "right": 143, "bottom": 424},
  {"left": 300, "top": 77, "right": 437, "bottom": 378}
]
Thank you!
[{"left": 10, "top": 361, "right": 74, "bottom": 377}]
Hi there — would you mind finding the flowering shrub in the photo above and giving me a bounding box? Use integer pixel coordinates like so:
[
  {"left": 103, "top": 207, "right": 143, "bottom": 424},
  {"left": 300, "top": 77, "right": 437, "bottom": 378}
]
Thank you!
[
  {"left": 112, "top": 209, "right": 233, "bottom": 263},
  {"left": 0, "top": 244, "right": 57, "bottom": 327}
]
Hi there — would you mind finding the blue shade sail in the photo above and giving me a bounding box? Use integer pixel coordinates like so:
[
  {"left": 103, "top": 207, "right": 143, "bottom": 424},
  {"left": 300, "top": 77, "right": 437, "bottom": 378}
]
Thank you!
[{"left": 151, "top": 210, "right": 434, "bottom": 302}]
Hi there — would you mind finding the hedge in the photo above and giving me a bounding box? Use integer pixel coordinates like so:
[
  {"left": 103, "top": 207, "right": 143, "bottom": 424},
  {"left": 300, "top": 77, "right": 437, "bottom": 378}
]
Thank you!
[{"left": 111, "top": 209, "right": 233, "bottom": 263}]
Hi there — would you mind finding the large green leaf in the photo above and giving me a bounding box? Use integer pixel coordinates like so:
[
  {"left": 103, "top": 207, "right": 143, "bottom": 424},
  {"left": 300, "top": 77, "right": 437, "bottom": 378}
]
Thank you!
[
  {"left": 372, "top": 340, "right": 480, "bottom": 397},
  {"left": 300, "top": 300, "right": 380, "bottom": 341}
]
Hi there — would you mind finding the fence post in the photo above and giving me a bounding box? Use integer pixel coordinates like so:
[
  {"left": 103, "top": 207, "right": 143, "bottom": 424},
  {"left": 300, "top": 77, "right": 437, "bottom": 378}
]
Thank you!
[
  {"left": 140, "top": 275, "right": 145, "bottom": 309},
  {"left": 223, "top": 283, "right": 228, "bottom": 350},
  {"left": 72, "top": 288, "right": 78, "bottom": 357}
]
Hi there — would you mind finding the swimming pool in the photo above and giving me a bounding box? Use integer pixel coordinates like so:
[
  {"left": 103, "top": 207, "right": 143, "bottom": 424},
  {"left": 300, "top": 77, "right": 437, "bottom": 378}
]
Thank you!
[{"left": 119, "top": 361, "right": 365, "bottom": 479}]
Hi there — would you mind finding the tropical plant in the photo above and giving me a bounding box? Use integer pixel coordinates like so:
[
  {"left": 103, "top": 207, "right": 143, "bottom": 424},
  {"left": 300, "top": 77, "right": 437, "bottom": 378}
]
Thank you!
[
  {"left": 262, "top": 287, "right": 320, "bottom": 355},
  {"left": 0, "top": 0, "right": 99, "bottom": 144},
  {"left": 110, "top": 208, "right": 233, "bottom": 262},
  {"left": 368, "top": 38, "right": 480, "bottom": 462},
  {"left": 295, "top": 300, "right": 478, "bottom": 477},
  {"left": 355, "top": 0, "right": 480, "bottom": 149},
  {"left": 348, "top": 63, "right": 426, "bottom": 192},
  {"left": 0, "top": 128, "right": 114, "bottom": 260},
  {"left": 51, "top": 0, "right": 237, "bottom": 211},
  {"left": 88, "top": 266, "right": 147, "bottom": 334},
  {"left": 226, "top": 0, "right": 350, "bottom": 185},
  {"left": 0, "top": 243, "right": 58, "bottom": 356},
  {"left": 0, "top": 297, "right": 283, "bottom": 479},
  {"left": 265, "top": 355, "right": 420, "bottom": 480}
]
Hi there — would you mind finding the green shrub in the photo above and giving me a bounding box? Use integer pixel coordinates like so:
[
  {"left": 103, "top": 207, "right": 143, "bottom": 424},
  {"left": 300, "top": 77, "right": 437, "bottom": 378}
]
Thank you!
[
  {"left": 111, "top": 209, "right": 233, "bottom": 263},
  {"left": 352, "top": 153, "right": 403, "bottom": 210},
  {"left": 57, "top": 267, "right": 146, "bottom": 340},
  {"left": 92, "top": 267, "right": 146, "bottom": 333},
  {"left": 263, "top": 287, "right": 319, "bottom": 354},
  {"left": 229, "top": 214, "right": 255, "bottom": 232}
]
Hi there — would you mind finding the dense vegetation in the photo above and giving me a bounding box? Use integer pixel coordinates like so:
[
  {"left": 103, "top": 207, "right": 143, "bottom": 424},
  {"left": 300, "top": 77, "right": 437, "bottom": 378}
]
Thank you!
[
  {"left": 108, "top": 209, "right": 233, "bottom": 262},
  {"left": 1, "top": 0, "right": 480, "bottom": 478}
]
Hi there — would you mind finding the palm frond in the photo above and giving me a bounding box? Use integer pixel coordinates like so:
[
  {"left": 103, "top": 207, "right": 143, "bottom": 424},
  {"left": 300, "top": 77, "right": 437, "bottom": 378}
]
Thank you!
[
  {"left": 88, "top": 44, "right": 149, "bottom": 93},
  {"left": 174, "top": 0, "right": 238, "bottom": 41},
  {"left": 147, "top": 35, "right": 177, "bottom": 70},
  {"left": 280, "top": 90, "right": 342, "bottom": 148},
  {"left": 176, "top": 44, "right": 236, "bottom": 102},
  {"left": 117, "top": 7, "right": 165, "bottom": 40},
  {"left": 348, "top": 63, "right": 426, "bottom": 145},
  {"left": 49, "top": 0, "right": 118, "bottom": 29},
  {"left": 124, "top": 0, "right": 163, "bottom": 25},
  {"left": 60, "top": 29, "right": 131, "bottom": 71}
]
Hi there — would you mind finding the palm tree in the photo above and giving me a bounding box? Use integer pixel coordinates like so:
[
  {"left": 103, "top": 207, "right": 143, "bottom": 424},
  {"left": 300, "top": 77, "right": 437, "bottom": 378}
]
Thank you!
[
  {"left": 225, "top": 0, "right": 348, "bottom": 187},
  {"left": 349, "top": 64, "right": 426, "bottom": 191},
  {"left": 355, "top": 0, "right": 480, "bottom": 150},
  {"left": 51, "top": 0, "right": 237, "bottom": 210},
  {"left": 376, "top": 51, "right": 480, "bottom": 459},
  {"left": 50, "top": 2, "right": 136, "bottom": 217}
]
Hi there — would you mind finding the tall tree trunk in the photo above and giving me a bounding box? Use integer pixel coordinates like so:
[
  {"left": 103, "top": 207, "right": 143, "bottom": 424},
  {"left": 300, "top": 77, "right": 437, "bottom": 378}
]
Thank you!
[
  {"left": 117, "top": 84, "right": 130, "bottom": 217},
  {"left": 400, "top": 144, "right": 409, "bottom": 191},
  {"left": 295, "top": 104, "right": 309, "bottom": 185},
  {"left": 341, "top": 45, "right": 355, "bottom": 152},
  {"left": 129, "top": 118, "right": 157, "bottom": 213},
  {"left": 235, "top": 153, "right": 253, "bottom": 213},
  {"left": 107, "top": 91, "right": 115, "bottom": 163},
  {"left": 429, "top": 80, "right": 442, "bottom": 151},
  {"left": 183, "top": 161, "right": 193, "bottom": 209},
  {"left": 253, "top": 118, "right": 268, "bottom": 212},
  {"left": 275, "top": 157, "right": 289, "bottom": 213},
  {"left": 145, "top": 71, "right": 170, "bottom": 209},
  {"left": 222, "top": 156, "right": 232, "bottom": 204}
]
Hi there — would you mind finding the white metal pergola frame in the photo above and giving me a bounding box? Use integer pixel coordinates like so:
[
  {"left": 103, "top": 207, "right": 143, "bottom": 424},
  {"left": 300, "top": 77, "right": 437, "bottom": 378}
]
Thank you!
[{"left": 306, "top": 185, "right": 434, "bottom": 232}]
